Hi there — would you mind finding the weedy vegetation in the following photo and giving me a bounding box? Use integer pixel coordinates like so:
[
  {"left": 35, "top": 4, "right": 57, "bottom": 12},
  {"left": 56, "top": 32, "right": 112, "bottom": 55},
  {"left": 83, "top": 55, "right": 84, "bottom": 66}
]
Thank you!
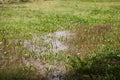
[{"left": 0, "top": 0, "right": 120, "bottom": 80}]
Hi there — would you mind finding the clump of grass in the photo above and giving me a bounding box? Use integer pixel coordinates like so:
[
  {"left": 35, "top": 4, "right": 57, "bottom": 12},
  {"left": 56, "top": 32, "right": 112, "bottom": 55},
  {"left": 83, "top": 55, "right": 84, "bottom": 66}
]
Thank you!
[{"left": 62, "top": 47, "right": 120, "bottom": 80}]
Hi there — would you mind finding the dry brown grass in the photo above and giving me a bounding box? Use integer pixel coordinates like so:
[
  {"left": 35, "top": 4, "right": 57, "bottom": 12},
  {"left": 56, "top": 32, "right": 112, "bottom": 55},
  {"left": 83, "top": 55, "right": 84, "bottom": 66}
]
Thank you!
[{"left": 68, "top": 25, "right": 112, "bottom": 58}]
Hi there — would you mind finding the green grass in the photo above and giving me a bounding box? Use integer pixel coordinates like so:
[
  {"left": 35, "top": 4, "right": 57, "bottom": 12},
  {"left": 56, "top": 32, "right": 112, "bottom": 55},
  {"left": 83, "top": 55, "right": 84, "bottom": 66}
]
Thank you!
[{"left": 0, "top": 0, "right": 120, "bottom": 80}]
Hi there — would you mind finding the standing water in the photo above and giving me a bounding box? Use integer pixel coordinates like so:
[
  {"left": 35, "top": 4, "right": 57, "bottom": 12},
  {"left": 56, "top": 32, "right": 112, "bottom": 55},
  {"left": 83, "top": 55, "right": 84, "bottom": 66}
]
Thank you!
[
  {"left": 21, "top": 31, "right": 74, "bottom": 79},
  {"left": 24, "top": 31, "right": 72, "bottom": 54}
]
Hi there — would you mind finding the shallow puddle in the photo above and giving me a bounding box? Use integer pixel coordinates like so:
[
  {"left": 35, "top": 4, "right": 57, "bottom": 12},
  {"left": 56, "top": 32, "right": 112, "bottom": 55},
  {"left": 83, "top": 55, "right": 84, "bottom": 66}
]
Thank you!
[
  {"left": 21, "top": 31, "right": 73, "bottom": 79},
  {"left": 23, "top": 31, "right": 72, "bottom": 54}
]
